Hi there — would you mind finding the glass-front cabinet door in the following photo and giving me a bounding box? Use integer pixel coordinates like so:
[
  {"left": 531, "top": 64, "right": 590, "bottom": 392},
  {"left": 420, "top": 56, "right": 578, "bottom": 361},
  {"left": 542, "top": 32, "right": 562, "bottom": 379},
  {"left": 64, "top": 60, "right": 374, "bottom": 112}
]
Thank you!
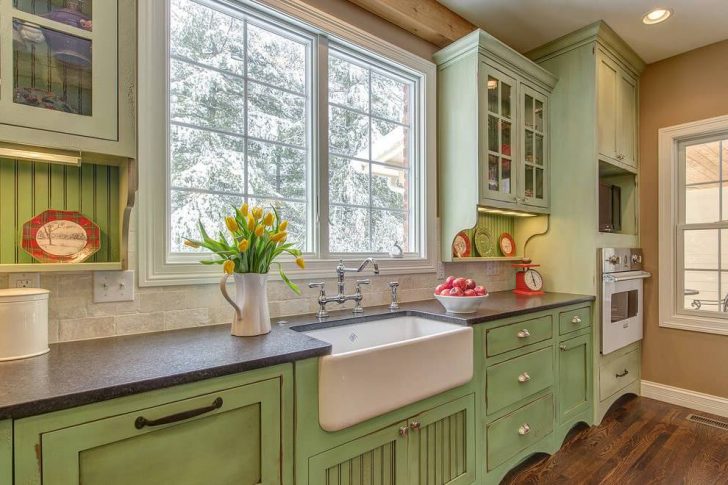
[
  {"left": 521, "top": 85, "right": 548, "bottom": 208},
  {"left": 480, "top": 63, "right": 516, "bottom": 204},
  {"left": 0, "top": 0, "right": 118, "bottom": 141}
]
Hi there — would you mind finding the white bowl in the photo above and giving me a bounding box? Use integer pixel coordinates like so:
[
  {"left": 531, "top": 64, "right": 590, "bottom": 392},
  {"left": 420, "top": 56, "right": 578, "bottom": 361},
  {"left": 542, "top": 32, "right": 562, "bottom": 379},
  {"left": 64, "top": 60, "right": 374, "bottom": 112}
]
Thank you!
[{"left": 434, "top": 293, "right": 488, "bottom": 314}]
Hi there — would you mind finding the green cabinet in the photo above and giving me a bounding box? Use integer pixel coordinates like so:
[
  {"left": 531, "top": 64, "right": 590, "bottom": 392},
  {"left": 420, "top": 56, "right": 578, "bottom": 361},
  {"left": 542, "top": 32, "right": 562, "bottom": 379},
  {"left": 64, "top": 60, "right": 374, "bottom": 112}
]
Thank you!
[
  {"left": 1, "top": 420, "right": 10, "bottom": 485},
  {"left": 308, "top": 395, "right": 476, "bottom": 485},
  {"left": 558, "top": 333, "right": 592, "bottom": 423}
]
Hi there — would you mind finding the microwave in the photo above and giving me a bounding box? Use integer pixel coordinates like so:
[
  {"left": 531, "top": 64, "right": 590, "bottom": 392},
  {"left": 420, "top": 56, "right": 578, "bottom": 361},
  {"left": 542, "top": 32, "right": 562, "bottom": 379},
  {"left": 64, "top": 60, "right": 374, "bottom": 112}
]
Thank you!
[{"left": 599, "top": 183, "right": 621, "bottom": 232}]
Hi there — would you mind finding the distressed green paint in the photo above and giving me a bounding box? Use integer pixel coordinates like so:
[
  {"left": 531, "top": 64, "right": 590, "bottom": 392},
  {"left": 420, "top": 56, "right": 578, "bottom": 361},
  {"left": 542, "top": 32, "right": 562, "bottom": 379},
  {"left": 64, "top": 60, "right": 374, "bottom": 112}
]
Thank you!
[
  {"left": 0, "top": 159, "right": 120, "bottom": 264},
  {"left": 559, "top": 306, "right": 592, "bottom": 335},
  {"left": 485, "top": 315, "right": 552, "bottom": 357},
  {"left": 0, "top": 420, "right": 11, "bottom": 485},
  {"left": 558, "top": 333, "right": 592, "bottom": 423}
]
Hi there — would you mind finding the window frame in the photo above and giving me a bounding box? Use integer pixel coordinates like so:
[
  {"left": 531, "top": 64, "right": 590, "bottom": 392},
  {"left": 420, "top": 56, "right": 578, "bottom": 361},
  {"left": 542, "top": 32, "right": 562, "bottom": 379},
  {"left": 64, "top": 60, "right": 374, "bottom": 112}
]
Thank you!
[
  {"left": 658, "top": 114, "right": 728, "bottom": 335},
  {"left": 138, "top": 0, "right": 437, "bottom": 286}
]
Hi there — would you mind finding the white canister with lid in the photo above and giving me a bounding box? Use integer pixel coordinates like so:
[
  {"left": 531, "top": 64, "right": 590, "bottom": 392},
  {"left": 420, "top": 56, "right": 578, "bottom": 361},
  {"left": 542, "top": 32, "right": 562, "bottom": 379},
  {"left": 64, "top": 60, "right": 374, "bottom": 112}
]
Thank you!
[{"left": 0, "top": 288, "right": 50, "bottom": 361}]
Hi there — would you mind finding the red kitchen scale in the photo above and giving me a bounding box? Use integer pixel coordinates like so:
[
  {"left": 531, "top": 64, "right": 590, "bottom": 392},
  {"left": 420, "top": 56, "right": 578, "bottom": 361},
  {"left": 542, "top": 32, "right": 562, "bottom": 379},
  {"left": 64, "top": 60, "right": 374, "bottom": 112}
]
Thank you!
[{"left": 512, "top": 261, "right": 544, "bottom": 296}]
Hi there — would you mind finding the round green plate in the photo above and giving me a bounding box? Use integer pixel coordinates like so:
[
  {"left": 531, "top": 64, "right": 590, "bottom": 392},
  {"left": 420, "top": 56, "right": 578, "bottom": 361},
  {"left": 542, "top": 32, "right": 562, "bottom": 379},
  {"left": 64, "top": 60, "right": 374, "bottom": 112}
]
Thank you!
[{"left": 474, "top": 227, "right": 494, "bottom": 257}]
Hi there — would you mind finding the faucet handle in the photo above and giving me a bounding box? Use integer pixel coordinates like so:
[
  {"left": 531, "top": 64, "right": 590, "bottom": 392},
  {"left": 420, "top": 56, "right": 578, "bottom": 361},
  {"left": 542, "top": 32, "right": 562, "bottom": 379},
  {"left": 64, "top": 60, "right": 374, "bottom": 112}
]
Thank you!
[
  {"left": 388, "top": 281, "right": 400, "bottom": 310},
  {"left": 308, "top": 282, "right": 325, "bottom": 289},
  {"left": 356, "top": 279, "right": 371, "bottom": 287}
]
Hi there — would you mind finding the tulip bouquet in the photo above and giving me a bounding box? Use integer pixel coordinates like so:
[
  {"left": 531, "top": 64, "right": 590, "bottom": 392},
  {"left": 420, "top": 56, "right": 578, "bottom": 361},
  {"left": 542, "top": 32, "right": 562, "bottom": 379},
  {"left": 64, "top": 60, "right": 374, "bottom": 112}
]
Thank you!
[{"left": 185, "top": 203, "right": 305, "bottom": 294}]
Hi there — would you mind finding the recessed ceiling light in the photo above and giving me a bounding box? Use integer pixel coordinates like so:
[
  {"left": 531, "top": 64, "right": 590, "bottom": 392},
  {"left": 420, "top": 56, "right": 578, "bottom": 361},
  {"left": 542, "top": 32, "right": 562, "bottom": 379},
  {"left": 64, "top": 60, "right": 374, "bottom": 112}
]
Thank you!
[{"left": 642, "top": 8, "right": 673, "bottom": 25}]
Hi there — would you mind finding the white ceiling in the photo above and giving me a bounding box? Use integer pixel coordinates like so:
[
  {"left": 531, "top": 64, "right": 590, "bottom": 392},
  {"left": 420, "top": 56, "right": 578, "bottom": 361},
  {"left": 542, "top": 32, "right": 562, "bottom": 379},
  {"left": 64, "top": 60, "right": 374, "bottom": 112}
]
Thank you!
[{"left": 437, "top": 0, "right": 728, "bottom": 63}]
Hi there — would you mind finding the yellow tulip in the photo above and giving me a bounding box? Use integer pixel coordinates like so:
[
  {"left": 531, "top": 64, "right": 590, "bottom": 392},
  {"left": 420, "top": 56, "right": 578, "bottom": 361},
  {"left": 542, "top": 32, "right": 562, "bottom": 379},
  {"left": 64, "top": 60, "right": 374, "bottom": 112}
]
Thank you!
[
  {"left": 295, "top": 256, "right": 305, "bottom": 269},
  {"left": 240, "top": 202, "right": 249, "bottom": 217},
  {"left": 263, "top": 212, "right": 274, "bottom": 226},
  {"left": 270, "top": 231, "right": 287, "bottom": 242},
  {"left": 225, "top": 216, "right": 238, "bottom": 233},
  {"left": 223, "top": 259, "right": 235, "bottom": 274},
  {"left": 238, "top": 239, "right": 249, "bottom": 252},
  {"left": 255, "top": 224, "right": 265, "bottom": 237},
  {"left": 247, "top": 215, "right": 256, "bottom": 231},
  {"left": 279, "top": 220, "right": 288, "bottom": 232},
  {"left": 252, "top": 206, "right": 263, "bottom": 220},
  {"left": 183, "top": 239, "right": 200, "bottom": 248}
]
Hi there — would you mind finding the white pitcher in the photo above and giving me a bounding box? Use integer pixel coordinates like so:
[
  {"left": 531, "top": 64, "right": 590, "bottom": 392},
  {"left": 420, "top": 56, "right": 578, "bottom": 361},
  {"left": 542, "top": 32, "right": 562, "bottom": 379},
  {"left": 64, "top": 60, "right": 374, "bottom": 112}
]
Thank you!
[{"left": 219, "top": 273, "right": 271, "bottom": 337}]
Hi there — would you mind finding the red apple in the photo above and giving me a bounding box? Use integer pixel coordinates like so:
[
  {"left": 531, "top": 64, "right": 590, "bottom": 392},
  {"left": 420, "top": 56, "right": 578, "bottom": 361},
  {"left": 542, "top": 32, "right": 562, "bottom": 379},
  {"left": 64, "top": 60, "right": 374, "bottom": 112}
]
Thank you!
[
  {"left": 463, "top": 289, "right": 477, "bottom": 297},
  {"left": 443, "top": 276, "right": 455, "bottom": 289},
  {"left": 448, "top": 287, "right": 463, "bottom": 297},
  {"left": 434, "top": 283, "right": 448, "bottom": 295},
  {"left": 452, "top": 277, "right": 468, "bottom": 290},
  {"left": 474, "top": 286, "right": 487, "bottom": 296},
  {"left": 465, "top": 278, "right": 476, "bottom": 290}
]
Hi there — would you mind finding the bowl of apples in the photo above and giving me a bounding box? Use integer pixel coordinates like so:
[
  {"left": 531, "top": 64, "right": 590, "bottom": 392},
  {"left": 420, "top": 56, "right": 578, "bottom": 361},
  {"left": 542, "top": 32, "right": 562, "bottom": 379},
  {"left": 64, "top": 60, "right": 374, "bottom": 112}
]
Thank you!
[{"left": 434, "top": 276, "right": 488, "bottom": 314}]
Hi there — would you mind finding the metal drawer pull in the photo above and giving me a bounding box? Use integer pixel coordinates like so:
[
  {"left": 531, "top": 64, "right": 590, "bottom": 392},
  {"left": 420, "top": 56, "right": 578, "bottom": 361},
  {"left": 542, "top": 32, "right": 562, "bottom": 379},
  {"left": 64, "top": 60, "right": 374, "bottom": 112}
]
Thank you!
[
  {"left": 516, "top": 329, "right": 530, "bottom": 338},
  {"left": 134, "top": 397, "right": 223, "bottom": 429},
  {"left": 571, "top": 315, "right": 582, "bottom": 324},
  {"left": 518, "top": 424, "right": 530, "bottom": 436},
  {"left": 409, "top": 420, "right": 421, "bottom": 431},
  {"left": 616, "top": 369, "right": 629, "bottom": 378},
  {"left": 517, "top": 372, "right": 531, "bottom": 383},
  {"left": 559, "top": 344, "right": 568, "bottom": 351},
  {"left": 399, "top": 426, "right": 409, "bottom": 437}
]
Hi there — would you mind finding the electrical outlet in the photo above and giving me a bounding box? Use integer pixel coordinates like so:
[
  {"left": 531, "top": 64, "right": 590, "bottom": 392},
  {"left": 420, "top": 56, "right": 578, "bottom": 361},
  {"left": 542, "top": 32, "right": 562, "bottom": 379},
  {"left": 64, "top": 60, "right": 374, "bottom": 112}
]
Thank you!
[
  {"left": 436, "top": 261, "right": 445, "bottom": 280},
  {"left": 94, "top": 270, "right": 135, "bottom": 303},
  {"left": 9, "top": 273, "right": 40, "bottom": 288}
]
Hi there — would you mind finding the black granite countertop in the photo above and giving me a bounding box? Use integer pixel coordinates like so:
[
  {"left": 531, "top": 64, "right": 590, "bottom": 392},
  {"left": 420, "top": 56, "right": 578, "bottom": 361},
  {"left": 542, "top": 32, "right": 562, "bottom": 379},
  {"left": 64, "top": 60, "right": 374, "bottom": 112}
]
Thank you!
[{"left": 0, "top": 291, "right": 593, "bottom": 420}]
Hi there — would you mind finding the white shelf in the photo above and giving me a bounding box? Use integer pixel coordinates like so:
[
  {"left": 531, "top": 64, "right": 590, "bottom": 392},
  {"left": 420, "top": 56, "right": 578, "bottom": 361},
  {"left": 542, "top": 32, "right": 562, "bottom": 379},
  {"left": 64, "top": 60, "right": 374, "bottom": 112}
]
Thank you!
[
  {"left": 0, "top": 262, "right": 123, "bottom": 273},
  {"left": 451, "top": 256, "right": 524, "bottom": 263}
]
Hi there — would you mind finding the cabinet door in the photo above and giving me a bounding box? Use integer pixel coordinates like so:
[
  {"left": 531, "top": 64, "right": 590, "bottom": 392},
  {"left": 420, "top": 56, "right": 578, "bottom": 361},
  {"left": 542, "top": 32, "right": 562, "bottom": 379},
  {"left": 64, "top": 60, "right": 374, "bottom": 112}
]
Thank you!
[
  {"left": 408, "top": 395, "right": 476, "bottom": 485},
  {"left": 520, "top": 85, "right": 548, "bottom": 208},
  {"left": 558, "top": 333, "right": 592, "bottom": 423},
  {"left": 0, "top": 0, "right": 118, "bottom": 140},
  {"left": 597, "top": 51, "right": 618, "bottom": 161},
  {"left": 0, "top": 420, "right": 10, "bottom": 485},
  {"left": 308, "top": 421, "right": 409, "bottom": 485},
  {"left": 617, "top": 72, "right": 637, "bottom": 168},
  {"left": 39, "top": 379, "right": 282, "bottom": 485},
  {"left": 479, "top": 62, "right": 517, "bottom": 204}
]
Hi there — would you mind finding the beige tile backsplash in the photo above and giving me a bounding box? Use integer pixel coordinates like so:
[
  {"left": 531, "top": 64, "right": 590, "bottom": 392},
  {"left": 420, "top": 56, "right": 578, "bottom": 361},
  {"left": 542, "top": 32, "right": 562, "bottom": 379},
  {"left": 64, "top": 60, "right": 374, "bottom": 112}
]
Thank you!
[{"left": 0, "top": 261, "right": 513, "bottom": 343}]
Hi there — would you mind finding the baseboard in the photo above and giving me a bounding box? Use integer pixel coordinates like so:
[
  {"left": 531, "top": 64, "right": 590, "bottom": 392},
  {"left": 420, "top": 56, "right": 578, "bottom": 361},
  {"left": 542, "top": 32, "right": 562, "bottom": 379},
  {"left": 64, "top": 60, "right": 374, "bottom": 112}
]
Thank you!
[{"left": 641, "top": 380, "right": 728, "bottom": 418}]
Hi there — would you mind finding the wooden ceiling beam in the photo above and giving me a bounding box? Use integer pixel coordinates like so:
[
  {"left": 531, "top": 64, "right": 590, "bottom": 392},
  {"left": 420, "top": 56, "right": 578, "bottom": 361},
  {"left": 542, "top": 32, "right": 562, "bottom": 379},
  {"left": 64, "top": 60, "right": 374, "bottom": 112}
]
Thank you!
[{"left": 347, "top": 0, "right": 476, "bottom": 47}]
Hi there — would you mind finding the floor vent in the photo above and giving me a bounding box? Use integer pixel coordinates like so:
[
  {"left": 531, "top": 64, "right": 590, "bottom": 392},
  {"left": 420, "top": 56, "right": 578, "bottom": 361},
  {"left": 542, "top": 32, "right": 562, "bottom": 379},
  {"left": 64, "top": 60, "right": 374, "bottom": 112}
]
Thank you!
[{"left": 687, "top": 413, "right": 728, "bottom": 431}]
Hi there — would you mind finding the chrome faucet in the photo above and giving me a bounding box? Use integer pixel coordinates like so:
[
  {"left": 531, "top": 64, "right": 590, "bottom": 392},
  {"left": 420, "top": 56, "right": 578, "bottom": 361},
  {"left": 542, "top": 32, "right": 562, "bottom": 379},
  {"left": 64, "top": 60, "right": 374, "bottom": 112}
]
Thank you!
[{"left": 309, "top": 258, "right": 379, "bottom": 318}]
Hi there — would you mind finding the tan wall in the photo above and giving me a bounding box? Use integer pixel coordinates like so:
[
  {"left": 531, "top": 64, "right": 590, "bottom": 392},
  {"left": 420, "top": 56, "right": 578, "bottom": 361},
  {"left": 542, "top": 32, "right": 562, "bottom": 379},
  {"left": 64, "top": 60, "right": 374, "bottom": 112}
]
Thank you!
[{"left": 640, "top": 39, "right": 728, "bottom": 398}]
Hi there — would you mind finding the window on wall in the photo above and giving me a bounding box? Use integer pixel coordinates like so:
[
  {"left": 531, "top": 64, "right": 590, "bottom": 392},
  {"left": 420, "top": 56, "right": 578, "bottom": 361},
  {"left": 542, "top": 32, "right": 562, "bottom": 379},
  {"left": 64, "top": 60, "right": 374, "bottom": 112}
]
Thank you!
[{"left": 138, "top": 0, "right": 435, "bottom": 285}]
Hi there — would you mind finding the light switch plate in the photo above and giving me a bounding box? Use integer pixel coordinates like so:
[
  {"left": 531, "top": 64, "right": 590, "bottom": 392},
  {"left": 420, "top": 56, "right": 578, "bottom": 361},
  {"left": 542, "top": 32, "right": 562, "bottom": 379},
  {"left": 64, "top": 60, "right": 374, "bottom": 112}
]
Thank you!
[
  {"left": 94, "top": 270, "right": 135, "bottom": 303},
  {"left": 9, "top": 273, "right": 40, "bottom": 288}
]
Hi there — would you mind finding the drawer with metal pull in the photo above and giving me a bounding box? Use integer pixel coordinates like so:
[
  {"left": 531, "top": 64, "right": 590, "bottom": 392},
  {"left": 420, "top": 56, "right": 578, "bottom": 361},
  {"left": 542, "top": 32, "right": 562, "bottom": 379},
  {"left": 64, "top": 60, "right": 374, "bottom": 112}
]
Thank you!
[
  {"left": 485, "top": 315, "right": 553, "bottom": 357},
  {"left": 486, "top": 347, "right": 554, "bottom": 414},
  {"left": 559, "top": 306, "right": 591, "bottom": 335},
  {"left": 600, "top": 348, "right": 640, "bottom": 400},
  {"left": 486, "top": 394, "right": 554, "bottom": 470}
]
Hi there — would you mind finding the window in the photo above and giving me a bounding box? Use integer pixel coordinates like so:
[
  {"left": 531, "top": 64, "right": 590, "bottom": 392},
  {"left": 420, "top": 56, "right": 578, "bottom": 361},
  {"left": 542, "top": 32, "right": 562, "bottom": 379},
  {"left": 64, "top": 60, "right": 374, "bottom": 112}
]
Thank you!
[
  {"left": 658, "top": 115, "right": 728, "bottom": 335},
  {"left": 138, "top": 0, "right": 436, "bottom": 285}
]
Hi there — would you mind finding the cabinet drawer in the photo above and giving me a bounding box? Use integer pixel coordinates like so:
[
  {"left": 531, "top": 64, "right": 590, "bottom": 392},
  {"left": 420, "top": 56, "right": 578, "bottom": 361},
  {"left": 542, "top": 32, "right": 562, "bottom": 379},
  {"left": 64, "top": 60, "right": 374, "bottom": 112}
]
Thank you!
[
  {"left": 486, "top": 315, "right": 553, "bottom": 357},
  {"left": 487, "top": 394, "right": 554, "bottom": 470},
  {"left": 559, "top": 307, "right": 591, "bottom": 335},
  {"left": 600, "top": 349, "right": 640, "bottom": 400},
  {"left": 487, "top": 347, "right": 554, "bottom": 414}
]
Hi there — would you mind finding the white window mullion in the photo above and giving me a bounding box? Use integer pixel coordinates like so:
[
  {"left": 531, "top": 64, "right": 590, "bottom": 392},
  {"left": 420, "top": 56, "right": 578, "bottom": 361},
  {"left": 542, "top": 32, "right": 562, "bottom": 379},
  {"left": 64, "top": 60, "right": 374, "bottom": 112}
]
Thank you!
[{"left": 317, "top": 35, "right": 330, "bottom": 260}]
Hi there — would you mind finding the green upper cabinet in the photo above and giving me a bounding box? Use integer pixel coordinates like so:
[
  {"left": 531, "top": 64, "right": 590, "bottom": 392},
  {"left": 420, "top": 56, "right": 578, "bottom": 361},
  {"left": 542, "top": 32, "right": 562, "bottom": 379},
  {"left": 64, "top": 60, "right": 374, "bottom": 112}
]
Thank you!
[
  {"left": 0, "top": 0, "right": 136, "bottom": 158},
  {"left": 435, "top": 30, "right": 557, "bottom": 260}
]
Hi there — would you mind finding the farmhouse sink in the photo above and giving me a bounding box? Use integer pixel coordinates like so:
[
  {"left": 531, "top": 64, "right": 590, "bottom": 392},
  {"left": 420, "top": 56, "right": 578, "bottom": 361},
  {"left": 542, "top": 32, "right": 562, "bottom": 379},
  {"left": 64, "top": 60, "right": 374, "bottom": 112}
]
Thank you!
[{"left": 302, "top": 316, "right": 473, "bottom": 431}]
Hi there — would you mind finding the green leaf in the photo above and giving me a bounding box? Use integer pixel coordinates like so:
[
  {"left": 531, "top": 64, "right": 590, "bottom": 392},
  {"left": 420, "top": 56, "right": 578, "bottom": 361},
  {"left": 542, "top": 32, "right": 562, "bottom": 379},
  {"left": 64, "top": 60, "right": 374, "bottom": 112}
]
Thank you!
[{"left": 276, "top": 262, "right": 301, "bottom": 295}]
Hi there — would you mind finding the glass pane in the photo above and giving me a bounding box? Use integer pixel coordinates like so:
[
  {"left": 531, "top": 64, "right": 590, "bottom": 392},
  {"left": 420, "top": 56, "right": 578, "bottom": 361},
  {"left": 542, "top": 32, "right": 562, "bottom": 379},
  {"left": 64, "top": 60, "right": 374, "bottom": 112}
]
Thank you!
[
  {"left": 372, "top": 165, "right": 407, "bottom": 210},
  {"left": 685, "top": 183, "right": 719, "bottom": 224},
  {"left": 684, "top": 270, "right": 719, "bottom": 312},
  {"left": 685, "top": 140, "right": 720, "bottom": 185},
  {"left": 329, "top": 106, "right": 369, "bottom": 157},
  {"left": 501, "top": 82, "right": 511, "bottom": 119},
  {"left": 535, "top": 134, "right": 544, "bottom": 166},
  {"left": 170, "top": 125, "right": 244, "bottom": 193},
  {"left": 170, "top": 59, "right": 245, "bottom": 134},
  {"left": 14, "top": 0, "right": 93, "bottom": 30},
  {"left": 722, "top": 229, "right": 728, "bottom": 270},
  {"left": 372, "top": 210, "right": 406, "bottom": 252},
  {"left": 487, "top": 76, "right": 498, "bottom": 113},
  {"left": 247, "top": 82, "right": 306, "bottom": 147},
  {"left": 247, "top": 140, "right": 306, "bottom": 200},
  {"left": 328, "top": 157, "right": 369, "bottom": 206},
  {"left": 535, "top": 168, "right": 544, "bottom": 199},
  {"left": 330, "top": 206, "right": 370, "bottom": 252},
  {"left": 372, "top": 72, "right": 410, "bottom": 124},
  {"left": 525, "top": 165, "right": 534, "bottom": 198},
  {"left": 488, "top": 154, "right": 499, "bottom": 191},
  {"left": 170, "top": 0, "right": 245, "bottom": 76},
  {"left": 501, "top": 121, "right": 511, "bottom": 157},
  {"left": 684, "top": 229, "right": 718, "bottom": 269},
  {"left": 329, "top": 54, "right": 369, "bottom": 112},
  {"left": 723, "top": 140, "right": 728, "bottom": 181},
  {"left": 525, "top": 131, "right": 534, "bottom": 163},
  {"left": 524, "top": 95, "right": 534, "bottom": 129},
  {"left": 502, "top": 159, "right": 511, "bottom": 195},
  {"left": 535, "top": 99, "right": 544, "bottom": 132},
  {"left": 170, "top": 190, "right": 241, "bottom": 253},
  {"left": 249, "top": 198, "right": 307, "bottom": 249},
  {"left": 372, "top": 120, "right": 409, "bottom": 166},
  {"left": 488, "top": 116, "right": 499, "bottom": 153},
  {"left": 247, "top": 23, "right": 306, "bottom": 93},
  {"left": 13, "top": 19, "right": 92, "bottom": 115}
]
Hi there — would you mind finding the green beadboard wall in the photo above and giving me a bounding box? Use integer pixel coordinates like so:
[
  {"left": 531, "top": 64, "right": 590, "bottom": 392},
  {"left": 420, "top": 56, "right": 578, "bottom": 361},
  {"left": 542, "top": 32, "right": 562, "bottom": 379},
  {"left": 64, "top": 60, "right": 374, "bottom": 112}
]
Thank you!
[
  {"left": 461, "top": 213, "right": 516, "bottom": 257},
  {"left": 0, "top": 158, "right": 120, "bottom": 264}
]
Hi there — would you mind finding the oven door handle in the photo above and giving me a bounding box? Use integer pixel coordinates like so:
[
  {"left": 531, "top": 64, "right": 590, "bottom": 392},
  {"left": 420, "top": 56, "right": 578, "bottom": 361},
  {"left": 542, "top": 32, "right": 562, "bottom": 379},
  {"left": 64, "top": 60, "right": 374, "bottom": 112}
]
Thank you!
[{"left": 603, "top": 271, "right": 651, "bottom": 283}]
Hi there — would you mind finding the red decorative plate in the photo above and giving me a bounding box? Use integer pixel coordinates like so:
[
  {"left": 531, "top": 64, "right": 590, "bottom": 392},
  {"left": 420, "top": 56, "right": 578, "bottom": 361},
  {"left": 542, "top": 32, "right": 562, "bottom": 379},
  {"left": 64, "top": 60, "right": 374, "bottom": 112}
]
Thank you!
[
  {"left": 452, "top": 231, "right": 471, "bottom": 258},
  {"left": 22, "top": 210, "right": 100, "bottom": 263},
  {"left": 499, "top": 232, "right": 516, "bottom": 257}
]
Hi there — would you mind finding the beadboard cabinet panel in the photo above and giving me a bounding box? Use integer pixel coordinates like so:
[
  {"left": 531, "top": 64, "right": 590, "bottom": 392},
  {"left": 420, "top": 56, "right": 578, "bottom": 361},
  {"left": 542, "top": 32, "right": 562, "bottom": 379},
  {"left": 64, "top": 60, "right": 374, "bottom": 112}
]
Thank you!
[{"left": 558, "top": 333, "right": 592, "bottom": 423}]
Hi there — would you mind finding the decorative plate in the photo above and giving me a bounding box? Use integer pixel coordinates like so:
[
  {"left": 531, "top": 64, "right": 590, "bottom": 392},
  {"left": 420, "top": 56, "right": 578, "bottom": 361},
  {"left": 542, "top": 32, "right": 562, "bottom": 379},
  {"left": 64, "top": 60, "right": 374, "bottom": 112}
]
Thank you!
[
  {"left": 22, "top": 210, "right": 100, "bottom": 263},
  {"left": 474, "top": 227, "right": 495, "bottom": 257},
  {"left": 499, "top": 232, "right": 516, "bottom": 257},
  {"left": 452, "top": 231, "right": 471, "bottom": 258}
]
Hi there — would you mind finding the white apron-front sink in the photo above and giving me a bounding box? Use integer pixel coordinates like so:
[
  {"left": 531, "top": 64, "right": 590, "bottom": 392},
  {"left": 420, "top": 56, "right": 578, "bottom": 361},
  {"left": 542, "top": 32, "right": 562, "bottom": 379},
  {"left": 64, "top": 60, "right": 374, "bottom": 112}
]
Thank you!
[{"left": 302, "top": 316, "right": 473, "bottom": 431}]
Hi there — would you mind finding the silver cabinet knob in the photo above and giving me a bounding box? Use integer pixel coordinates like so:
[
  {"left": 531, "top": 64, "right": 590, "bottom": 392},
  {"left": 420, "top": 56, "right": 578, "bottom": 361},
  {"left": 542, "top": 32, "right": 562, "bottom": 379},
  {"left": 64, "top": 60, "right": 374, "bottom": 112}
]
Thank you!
[
  {"left": 399, "top": 426, "right": 409, "bottom": 437},
  {"left": 517, "top": 372, "right": 531, "bottom": 383},
  {"left": 518, "top": 424, "right": 531, "bottom": 436},
  {"left": 516, "top": 329, "right": 530, "bottom": 339},
  {"left": 560, "top": 344, "right": 568, "bottom": 352},
  {"left": 571, "top": 315, "right": 582, "bottom": 324},
  {"left": 409, "top": 421, "right": 421, "bottom": 431}
]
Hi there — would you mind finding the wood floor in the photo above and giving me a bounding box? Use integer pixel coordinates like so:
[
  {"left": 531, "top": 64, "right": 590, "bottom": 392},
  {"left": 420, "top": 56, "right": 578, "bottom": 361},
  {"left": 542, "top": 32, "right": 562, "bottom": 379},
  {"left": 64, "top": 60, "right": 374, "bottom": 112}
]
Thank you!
[{"left": 501, "top": 395, "right": 728, "bottom": 485}]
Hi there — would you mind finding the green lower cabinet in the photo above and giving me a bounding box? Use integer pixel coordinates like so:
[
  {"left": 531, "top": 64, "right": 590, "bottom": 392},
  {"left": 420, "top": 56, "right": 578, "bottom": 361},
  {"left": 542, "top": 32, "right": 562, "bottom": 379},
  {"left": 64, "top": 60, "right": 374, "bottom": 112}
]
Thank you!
[
  {"left": 558, "top": 333, "right": 593, "bottom": 423},
  {"left": 309, "top": 395, "right": 476, "bottom": 485},
  {"left": 1, "top": 420, "right": 11, "bottom": 485}
]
